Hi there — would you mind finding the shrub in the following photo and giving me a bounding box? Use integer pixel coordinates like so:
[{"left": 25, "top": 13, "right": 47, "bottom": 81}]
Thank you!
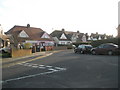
[
  {"left": 91, "top": 38, "right": 119, "bottom": 47},
  {"left": 72, "top": 42, "right": 91, "bottom": 47},
  {"left": 67, "top": 44, "right": 73, "bottom": 49},
  {"left": 24, "top": 43, "right": 32, "bottom": 49}
]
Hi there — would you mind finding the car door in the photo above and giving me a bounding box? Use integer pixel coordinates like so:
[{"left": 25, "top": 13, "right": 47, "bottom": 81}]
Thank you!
[
  {"left": 95, "top": 44, "right": 104, "bottom": 54},
  {"left": 102, "top": 45, "right": 109, "bottom": 54},
  {"left": 77, "top": 45, "right": 82, "bottom": 52}
]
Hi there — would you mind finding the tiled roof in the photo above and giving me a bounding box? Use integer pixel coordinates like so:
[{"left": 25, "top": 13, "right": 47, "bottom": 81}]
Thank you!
[{"left": 0, "top": 34, "right": 10, "bottom": 41}]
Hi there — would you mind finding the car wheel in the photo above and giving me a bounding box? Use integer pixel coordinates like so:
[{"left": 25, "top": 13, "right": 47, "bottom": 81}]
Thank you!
[
  {"left": 74, "top": 50, "right": 77, "bottom": 53},
  {"left": 92, "top": 50, "right": 96, "bottom": 55},
  {"left": 108, "top": 51, "right": 113, "bottom": 55},
  {"left": 2, "top": 50, "right": 5, "bottom": 53}
]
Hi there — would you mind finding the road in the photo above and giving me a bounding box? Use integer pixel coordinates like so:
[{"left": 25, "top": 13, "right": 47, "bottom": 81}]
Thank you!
[{"left": 2, "top": 49, "right": 118, "bottom": 88}]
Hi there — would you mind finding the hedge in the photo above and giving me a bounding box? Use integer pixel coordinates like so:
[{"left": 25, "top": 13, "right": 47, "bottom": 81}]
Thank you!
[
  {"left": 72, "top": 42, "right": 91, "bottom": 47},
  {"left": 91, "top": 38, "right": 119, "bottom": 47}
]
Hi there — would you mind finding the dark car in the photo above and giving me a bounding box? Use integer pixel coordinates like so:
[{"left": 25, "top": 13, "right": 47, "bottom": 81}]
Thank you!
[
  {"left": 91, "top": 43, "right": 120, "bottom": 55},
  {"left": 74, "top": 44, "right": 93, "bottom": 54}
]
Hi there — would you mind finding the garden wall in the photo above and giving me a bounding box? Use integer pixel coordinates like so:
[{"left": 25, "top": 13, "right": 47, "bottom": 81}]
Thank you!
[{"left": 11, "top": 49, "right": 32, "bottom": 58}]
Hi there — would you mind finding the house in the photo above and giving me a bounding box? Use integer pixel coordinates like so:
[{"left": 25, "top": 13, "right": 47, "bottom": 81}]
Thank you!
[
  {"left": 65, "top": 31, "right": 88, "bottom": 43},
  {"left": 50, "top": 29, "right": 72, "bottom": 46},
  {"left": 5, "top": 24, "right": 54, "bottom": 51},
  {"left": 0, "top": 24, "right": 11, "bottom": 48},
  {"left": 88, "top": 32, "right": 113, "bottom": 41},
  {"left": 50, "top": 29, "right": 88, "bottom": 46}
]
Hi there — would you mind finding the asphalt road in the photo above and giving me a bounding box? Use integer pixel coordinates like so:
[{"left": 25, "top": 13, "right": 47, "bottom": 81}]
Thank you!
[{"left": 2, "top": 49, "right": 118, "bottom": 88}]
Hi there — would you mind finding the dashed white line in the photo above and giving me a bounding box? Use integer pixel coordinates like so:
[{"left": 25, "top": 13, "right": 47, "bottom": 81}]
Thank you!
[
  {"left": 32, "top": 66, "right": 39, "bottom": 68},
  {"left": 38, "top": 67, "right": 46, "bottom": 69},
  {"left": 46, "top": 65, "right": 53, "bottom": 68},
  {"left": 2, "top": 63, "right": 67, "bottom": 84},
  {"left": 39, "top": 65, "right": 45, "bottom": 67}
]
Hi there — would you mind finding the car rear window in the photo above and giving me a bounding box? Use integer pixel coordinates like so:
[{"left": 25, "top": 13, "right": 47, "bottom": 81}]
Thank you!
[{"left": 85, "top": 45, "right": 92, "bottom": 48}]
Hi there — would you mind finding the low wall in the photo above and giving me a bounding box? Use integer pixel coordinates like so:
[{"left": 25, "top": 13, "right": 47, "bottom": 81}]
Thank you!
[
  {"left": 45, "top": 46, "right": 53, "bottom": 51},
  {"left": 11, "top": 49, "right": 32, "bottom": 58},
  {"left": 53, "top": 46, "right": 67, "bottom": 50}
]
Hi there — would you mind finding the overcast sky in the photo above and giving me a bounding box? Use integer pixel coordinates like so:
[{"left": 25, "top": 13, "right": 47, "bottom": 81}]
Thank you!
[{"left": 0, "top": 0, "right": 119, "bottom": 36}]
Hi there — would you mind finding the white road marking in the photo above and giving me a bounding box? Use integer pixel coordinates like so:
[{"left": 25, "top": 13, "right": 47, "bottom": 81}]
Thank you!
[
  {"left": 46, "top": 65, "right": 53, "bottom": 68},
  {"left": 54, "top": 67, "right": 62, "bottom": 69},
  {"left": 27, "top": 64, "right": 32, "bottom": 67},
  {"left": 48, "top": 68, "right": 56, "bottom": 71},
  {"left": 39, "top": 65, "right": 45, "bottom": 67},
  {"left": 2, "top": 70, "right": 57, "bottom": 84},
  {"left": 46, "top": 53, "right": 53, "bottom": 56},
  {"left": 38, "top": 67, "right": 46, "bottom": 69},
  {"left": 1, "top": 62, "right": 67, "bottom": 84},
  {"left": 54, "top": 67, "right": 66, "bottom": 70},
  {"left": 32, "top": 66, "right": 39, "bottom": 68}
]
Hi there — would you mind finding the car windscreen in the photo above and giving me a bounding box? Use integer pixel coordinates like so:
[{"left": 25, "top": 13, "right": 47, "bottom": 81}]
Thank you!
[{"left": 85, "top": 45, "right": 92, "bottom": 48}]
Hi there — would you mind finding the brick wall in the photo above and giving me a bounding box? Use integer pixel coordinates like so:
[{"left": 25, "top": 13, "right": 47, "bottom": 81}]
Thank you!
[{"left": 11, "top": 49, "right": 32, "bottom": 58}]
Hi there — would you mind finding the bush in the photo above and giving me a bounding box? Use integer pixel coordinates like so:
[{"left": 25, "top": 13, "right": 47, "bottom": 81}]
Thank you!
[
  {"left": 0, "top": 53, "right": 11, "bottom": 58},
  {"left": 67, "top": 44, "right": 73, "bottom": 49},
  {"left": 91, "top": 38, "right": 119, "bottom": 47},
  {"left": 72, "top": 42, "right": 91, "bottom": 47},
  {"left": 24, "top": 43, "right": 32, "bottom": 49}
]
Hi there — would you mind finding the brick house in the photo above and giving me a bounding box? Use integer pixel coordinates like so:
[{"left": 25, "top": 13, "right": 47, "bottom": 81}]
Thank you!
[
  {"left": 0, "top": 24, "right": 11, "bottom": 48},
  {"left": 5, "top": 24, "right": 54, "bottom": 51}
]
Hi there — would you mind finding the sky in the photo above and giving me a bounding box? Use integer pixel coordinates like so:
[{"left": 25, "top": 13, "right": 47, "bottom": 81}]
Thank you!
[{"left": 0, "top": 0, "right": 119, "bottom": 36}]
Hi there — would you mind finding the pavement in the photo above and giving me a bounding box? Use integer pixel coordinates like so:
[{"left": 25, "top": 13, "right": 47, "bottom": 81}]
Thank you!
[{"left": 1, "top": 50, "right": 63, "bottom": 65}]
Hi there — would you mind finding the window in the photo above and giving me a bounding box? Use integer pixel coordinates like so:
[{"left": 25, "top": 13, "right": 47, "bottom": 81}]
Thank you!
[{"left": 98, "top": 45, "right": 104, "bottom": 48}]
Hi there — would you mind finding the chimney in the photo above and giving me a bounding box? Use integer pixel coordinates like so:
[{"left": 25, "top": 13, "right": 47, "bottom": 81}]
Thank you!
[
  {"left": 62, "top": 28, "right": 65, "bottom": 32},
  {"left": 27, "top": 24, "right": 30, "bottom": 28},
  {"left": 77, "top": 30, "right": 79, "bottom": 33}
]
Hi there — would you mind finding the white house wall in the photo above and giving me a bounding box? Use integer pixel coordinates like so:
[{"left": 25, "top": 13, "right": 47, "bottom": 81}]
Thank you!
[
  {"left": 25, "top": 40, "right": 54, "bottom": 46},
  {"left": 58, "top": 41, "right": 72, "bottom": 45},
  {"left": 81, "top": 34, "right": 87, "bottom": 42}
]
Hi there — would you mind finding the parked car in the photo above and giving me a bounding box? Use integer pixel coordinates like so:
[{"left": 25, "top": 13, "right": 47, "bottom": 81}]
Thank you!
[
  {"left": 91, "top": 43, "right": 120, "bottom": 55},
  {"left": 74, "top": 44, "right": 93, "bottom": 54},
  {"left": 0, "top": 47, "right": 11, "bottom": 53}
]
